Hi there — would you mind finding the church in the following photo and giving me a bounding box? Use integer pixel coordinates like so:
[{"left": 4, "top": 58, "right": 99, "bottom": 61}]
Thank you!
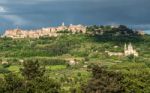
[
  {"left": 105, "top": 43, "right": 139, "bottom": 57},
  {"left": 124, "top": 43, "right": 138, "bottom": 57}
]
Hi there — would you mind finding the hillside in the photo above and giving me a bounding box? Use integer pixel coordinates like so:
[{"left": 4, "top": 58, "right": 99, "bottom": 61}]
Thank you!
[{"left": 0, "top": 26, "right": 150, "bottom": 93}]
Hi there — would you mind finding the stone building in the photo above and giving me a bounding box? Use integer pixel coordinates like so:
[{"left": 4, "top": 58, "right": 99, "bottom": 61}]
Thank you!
[
  {"left": 124, "top": 43, "right": 138, "bottom": 57},
  {"left": 68, "top": 24, "right": 86, "bottom": 34},
  {"left": 106, "top": 43, "right": 138, "bottom": 57},
  {"left": 105, "top": 51, "right": 123, "bottom": 57}
]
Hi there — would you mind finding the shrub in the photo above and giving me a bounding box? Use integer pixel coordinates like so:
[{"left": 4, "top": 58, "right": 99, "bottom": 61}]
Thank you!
[
  {"left": 0, "top": 61, "right": 61, "bottom": 93},
  {"left": 126, "top": 54, "right": 136, "bottom": 62},
  {"left": 0, "top": 78, "right": 5, "bottom": 93},
  {"left": 20, "top": 59, "right": 45, "bottom": 80},
  {"left": 0, "top": 68, "right": 11, "bottom": 74},
  {"left": 84, "top": 57, "right": 90, "bottom": 61},
  {"left": 2, "top": 73, "right": 24, "bottom": 92},
  {"left": 1, "top": 73, "right": 61, "bottom": 93},
  {"left": 2, "top": 63, "right": 11, "bottom": 68},
  {"left": 82, "top": 65, "right": 125, "bottom": 93},
  {"left": 70, "top": 51, "right": 89, "bottom": 57},
  {"left": 110, "top": 63, "right": 150, "bottom": 93}
]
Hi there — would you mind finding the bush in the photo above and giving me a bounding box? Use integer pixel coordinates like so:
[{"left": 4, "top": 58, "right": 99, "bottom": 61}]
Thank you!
[
  {"left": 110, "top": 63, "right": 150, "bottom": 93},
  {"left": 7, "top": 58, "right": 19, "bottom": 65},
  {"left": 40, "top": 59, "right": 67, "bottom": 65},
  {"left": 70, "top": 51, "right": 89, "bottom": 57},
  {"left": 20, "top": 59, "right": 45, "bottom": 80},
  {"left": 84, "top": 57, "right": 90, "bottom": 61},
  {"left": 1, "top": 73, "right": 61, "bottom": 93},
  {"left": 2, "top": 63, "right": 11, "bottom": 68},
  {"left": 2, "top": 73, "right": 24, "bottom": 92},
  {"left": 32, "top": 77, "right": 61, "bottom": 93},
  {"left": 0, "top": 61, "right": 61, "bottom": 93},
  {"left": 0, "top": 68, "right": 11, "bottom": 74},
  {"left": 82, "top": 65, "right": 124, "bottom": 93},
  {"left": 126, "top": 54, "right": 136, "bottom": 62},
  {"left": 0, "top": 78, "right": 5, "bottom": 93}
]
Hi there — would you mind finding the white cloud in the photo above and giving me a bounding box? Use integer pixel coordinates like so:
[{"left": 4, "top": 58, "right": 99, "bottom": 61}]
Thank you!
[
  {"left": 0, "top": 5, "right": 27, "bottom": 26},
  {"left": 0, "top": 6, "right": 7, "bottom": 12},
  {"left": 0, "top": 0, "right": 100, "bottom": 4},
  {"left": 0, "top": 5, "right": 28, "bottom": 26}
]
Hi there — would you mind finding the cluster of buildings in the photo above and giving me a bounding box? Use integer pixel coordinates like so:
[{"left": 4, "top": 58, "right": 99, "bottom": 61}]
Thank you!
[
  {"left": 2, "top": 23, "right": 86, "bottom": 38},
  {"left": 105, "top": 43, "right": 139, "bottom": 57}
]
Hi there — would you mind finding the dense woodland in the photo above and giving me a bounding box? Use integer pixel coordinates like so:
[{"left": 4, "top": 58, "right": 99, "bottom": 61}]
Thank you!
[{"left": 0, "top": 25, "right": 150, "bottom": 93}]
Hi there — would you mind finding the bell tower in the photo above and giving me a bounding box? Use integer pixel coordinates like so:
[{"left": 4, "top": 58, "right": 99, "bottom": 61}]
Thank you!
[{"left": 62, "top": 22, "right": 65, "bottom": 26}]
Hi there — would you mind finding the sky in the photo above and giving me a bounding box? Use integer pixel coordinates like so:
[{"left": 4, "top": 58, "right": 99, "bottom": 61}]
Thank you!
[{"left": 0, "top": 0, "right": 150, "bottom": 33}]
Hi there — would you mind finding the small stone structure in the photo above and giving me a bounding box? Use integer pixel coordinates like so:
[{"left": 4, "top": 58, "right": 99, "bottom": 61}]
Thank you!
[
  {"left": 68, "top": 59, "right": 78, "bottom": 66},
  {"left": 105, "top": 51, "right": 123, "bottom": 57},
  {"left": 1, "top": 61, "right": 9, "bottom": 65},
  {"left": 19, "top": 59, "right": 24, "bottom": 64}
]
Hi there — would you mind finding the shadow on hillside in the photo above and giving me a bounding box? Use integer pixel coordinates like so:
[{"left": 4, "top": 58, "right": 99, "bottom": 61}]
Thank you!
[{"left": 90, "top": 35, "right": 144, "bottom": 43}]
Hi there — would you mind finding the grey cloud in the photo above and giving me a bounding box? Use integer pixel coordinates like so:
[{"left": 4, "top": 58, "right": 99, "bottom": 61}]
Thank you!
[{"left": 0, "top": 0, "right": 150, "bottom": 32}]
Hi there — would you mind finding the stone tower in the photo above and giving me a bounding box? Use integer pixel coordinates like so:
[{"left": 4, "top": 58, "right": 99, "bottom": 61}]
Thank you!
[
  {"left": 124, "top": 43, "right": 127, "bottom": 52},
  {"left": 124, "top": 43, "right": 138, "bottom": 57},
  {"left": 62, "top": 22, "right": 65, "bottom": 26}
]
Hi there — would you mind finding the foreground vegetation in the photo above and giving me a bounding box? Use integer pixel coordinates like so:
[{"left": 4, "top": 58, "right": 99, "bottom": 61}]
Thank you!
[{"left": 0, "top": 25, "right": 150, "bottom": 93}]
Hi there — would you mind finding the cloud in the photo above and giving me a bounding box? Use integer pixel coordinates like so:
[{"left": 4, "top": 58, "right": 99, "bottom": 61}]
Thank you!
[
  {"left": 0, "top": 5, "right": 27, "bottom": 26},
  {"left": 0, "top": 6, "right": 7, "bottom": 12},
  {"left": 0, "top": 0, "right": 150, "bottom": 32}
]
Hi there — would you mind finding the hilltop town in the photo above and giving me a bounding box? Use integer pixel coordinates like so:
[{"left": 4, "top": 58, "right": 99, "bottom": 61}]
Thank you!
[
  {"left": 2, "top": 23, "right": 145, "bottom": 39},
  {"left": 2, "top": 23, "right": 86, "bottom": 39}
]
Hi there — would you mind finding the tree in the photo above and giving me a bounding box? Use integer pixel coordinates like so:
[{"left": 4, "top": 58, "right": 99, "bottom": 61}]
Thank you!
[
  {"left": 127, "top": 54, "right": 136, "bottom": 62},
  {"left": 20, "top": 59, "right": 45, "bottom": 80},
  {"left": 82, "top": 65, "right": 124, "bottom": 93},
  {"left": 20, "top": 60, "right": 61, "bottom": 93},
  {"left": 32, "top": 77, "right": 61, "bottom": 93},
  {"left": 1, "top": 73, "right": 24, "bottom": 93},
  {"left": 0, "top": 60, "right": 61, "bottom": 93}
]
